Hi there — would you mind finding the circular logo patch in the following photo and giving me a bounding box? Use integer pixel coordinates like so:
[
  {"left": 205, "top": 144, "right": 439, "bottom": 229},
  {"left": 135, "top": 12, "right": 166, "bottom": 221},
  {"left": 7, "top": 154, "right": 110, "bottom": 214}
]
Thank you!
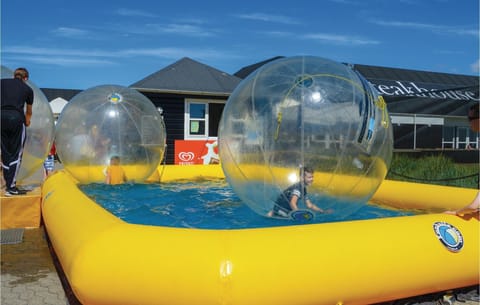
[
  {"left": 295, "top": 75, "right": 314, "bottom": 88},
  {"left": 108, "top": 93, "right": 123, "bottom": 103},
  {"left": 290, "top": 210, "right": 314, "bottom": 221},
  {"left": 433, "top": 222, "right": 464, "bottom": 252}
]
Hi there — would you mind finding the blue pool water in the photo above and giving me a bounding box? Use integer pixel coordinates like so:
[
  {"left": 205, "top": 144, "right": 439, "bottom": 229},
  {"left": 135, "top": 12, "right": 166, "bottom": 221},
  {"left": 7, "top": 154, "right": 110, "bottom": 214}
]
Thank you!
[{"left": 79, "top": 181, "right": 414, "bottom": 229}]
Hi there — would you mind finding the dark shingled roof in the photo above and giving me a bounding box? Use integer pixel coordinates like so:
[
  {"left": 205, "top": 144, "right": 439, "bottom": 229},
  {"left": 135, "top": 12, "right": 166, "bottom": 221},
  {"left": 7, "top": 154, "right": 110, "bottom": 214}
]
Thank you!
[
  {"left": 235, "top": 56, "right": 478, "bottom": 89},
  {"left": 353, "top": 63, "right": 479, "bottom": 116},
  {"left": 130, "top": 57, "right": 242, "bottom": 95},
  {"left": 233, "top": 56, "right": 284, "bottom": 79},
  {"left": 353, "top": 63, "right": 478, "bottom": 88},
  {"left": 41, "top": 88, "right": 81, "bottom": 101}
]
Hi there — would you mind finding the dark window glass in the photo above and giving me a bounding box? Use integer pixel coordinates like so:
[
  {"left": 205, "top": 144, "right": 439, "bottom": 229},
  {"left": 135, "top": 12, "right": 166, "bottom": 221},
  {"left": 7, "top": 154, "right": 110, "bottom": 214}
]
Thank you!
[{"left": 190, "top": 104, "right": 205, "bottom": 119}]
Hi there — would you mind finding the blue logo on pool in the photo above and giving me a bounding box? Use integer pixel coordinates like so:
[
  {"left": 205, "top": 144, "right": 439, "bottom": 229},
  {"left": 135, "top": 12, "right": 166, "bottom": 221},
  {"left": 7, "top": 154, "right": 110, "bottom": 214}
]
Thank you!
[
  {"left": 433, "top": 222, "right": 463, "bottom": 252},
  {"left": 290, "top": 210, "right": 314, "bottom": 221}
]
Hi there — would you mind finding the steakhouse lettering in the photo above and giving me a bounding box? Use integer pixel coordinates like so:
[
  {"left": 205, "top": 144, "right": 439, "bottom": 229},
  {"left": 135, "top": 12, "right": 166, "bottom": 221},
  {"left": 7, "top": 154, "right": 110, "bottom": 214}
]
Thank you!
[{"left": 371, "top": 80, "right": 479, "bottom": 101}]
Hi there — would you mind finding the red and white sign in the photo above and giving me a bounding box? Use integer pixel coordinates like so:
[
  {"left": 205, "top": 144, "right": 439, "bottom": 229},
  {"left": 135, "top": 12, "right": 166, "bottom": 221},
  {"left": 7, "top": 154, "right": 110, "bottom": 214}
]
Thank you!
[{"left": 174, "top": 140, "right": 220, "bottom": 165}]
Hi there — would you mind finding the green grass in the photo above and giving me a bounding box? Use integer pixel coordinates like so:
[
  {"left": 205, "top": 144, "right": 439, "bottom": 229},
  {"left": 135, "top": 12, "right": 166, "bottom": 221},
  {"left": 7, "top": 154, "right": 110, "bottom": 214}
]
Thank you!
[{"left": 386, "top": 154, "right": 479, "bottom": 189}]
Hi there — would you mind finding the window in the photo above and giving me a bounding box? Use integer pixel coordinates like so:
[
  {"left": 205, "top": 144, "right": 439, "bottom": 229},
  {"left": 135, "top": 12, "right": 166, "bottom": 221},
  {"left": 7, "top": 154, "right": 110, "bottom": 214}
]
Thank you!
[
  {"left": 442, "top": 126, "right": 455, "bottom": 149},
  {"left": 442, "top": 126, "right": 478, "bottom": 149},
  {"left": 467, "top": 129, "right": 479, "bottom": 149},
  {"left": 457, "top": 127, "right": 468, "bottom": 149},
  {"left": 185, "top": 99, "right": 225, "bottom": 139},
  {"left": 188, "top": 102, "right": 206, "bottom": 137}
]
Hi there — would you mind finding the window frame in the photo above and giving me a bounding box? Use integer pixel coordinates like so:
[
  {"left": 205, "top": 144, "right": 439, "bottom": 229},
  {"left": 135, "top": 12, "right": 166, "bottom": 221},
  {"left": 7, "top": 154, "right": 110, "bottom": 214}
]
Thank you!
[{"left": 184, "top": 99, "right": 225, "bottom": 140}]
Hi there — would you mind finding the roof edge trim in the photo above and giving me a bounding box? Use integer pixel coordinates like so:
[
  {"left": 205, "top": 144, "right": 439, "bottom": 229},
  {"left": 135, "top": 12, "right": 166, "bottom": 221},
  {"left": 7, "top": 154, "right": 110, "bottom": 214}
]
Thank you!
[{"left": 130, "top": 87, "right": 231, "bottom": 97}]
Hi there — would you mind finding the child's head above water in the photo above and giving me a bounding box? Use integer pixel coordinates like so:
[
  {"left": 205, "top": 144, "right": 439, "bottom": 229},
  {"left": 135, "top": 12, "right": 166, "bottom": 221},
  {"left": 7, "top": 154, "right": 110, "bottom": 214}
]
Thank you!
[{"left": 110, "top": 155, "right": 121, "bottom": 165}]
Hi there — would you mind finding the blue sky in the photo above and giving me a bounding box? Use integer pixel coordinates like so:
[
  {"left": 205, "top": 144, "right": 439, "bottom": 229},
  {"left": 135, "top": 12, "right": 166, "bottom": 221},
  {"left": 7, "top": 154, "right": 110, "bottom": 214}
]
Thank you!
[{"left": 1, "top": 0, "right": 478, "bottom": 89}]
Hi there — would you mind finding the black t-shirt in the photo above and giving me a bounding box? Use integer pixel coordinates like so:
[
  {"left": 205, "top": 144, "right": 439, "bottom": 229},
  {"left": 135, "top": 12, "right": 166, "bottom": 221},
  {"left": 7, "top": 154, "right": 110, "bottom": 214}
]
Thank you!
[
  {"left": 274, "top": 182, "right": 308, "bottom": 211},
  {"left": 1, "top": 78, "right": 34, "bottom": 114}
]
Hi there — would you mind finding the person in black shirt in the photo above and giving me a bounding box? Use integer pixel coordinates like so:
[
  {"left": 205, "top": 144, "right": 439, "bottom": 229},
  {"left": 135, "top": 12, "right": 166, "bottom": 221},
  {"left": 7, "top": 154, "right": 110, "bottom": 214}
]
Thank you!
[
  {"left": 1, "top": 67, "right": 34, "bottom": 196},
  {"left": 269, "top": 166, "right": 328, "bottom": 217}
]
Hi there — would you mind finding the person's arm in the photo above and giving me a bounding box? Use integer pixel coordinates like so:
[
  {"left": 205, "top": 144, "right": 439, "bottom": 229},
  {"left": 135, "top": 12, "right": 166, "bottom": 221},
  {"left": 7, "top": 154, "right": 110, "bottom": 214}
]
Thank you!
[
  {"left": 25, "top": 104, "right": 33, "bottom": 127},
  {"left": 306, "top": 198, "right": 334, "bottom": 214},
  {"left": 123, "top": 170, "right": 128, "bottom": 183},
  {"left": 105, "top": 167, "right": 111, "bottom": 184},
  {"left": 445, "top": 192, "right": 480, "bottom": 216},
  {"left": 289, "top": 195, "right": 299, "bottom": 211},
  {"left": 306, "top": 199, "right": 324, "bottom": 212}
]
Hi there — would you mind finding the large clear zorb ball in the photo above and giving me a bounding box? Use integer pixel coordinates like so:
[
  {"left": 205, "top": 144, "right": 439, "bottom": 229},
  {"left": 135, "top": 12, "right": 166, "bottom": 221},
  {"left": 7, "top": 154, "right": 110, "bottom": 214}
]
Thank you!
[
  {"left": 1, "top": 65, "right": 55, "bottom": 182},
  {"left": 55, "top": 85, "right": 166, "bottom": 183},
  {"left": 218, "top": 56, "right": 393, "bottom": 220}
]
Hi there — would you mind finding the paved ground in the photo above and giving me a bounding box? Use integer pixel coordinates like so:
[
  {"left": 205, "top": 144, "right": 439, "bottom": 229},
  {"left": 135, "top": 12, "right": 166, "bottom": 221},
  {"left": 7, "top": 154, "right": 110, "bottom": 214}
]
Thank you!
[
  {"left": 1, "top": 227, "right": 67, "bottom": 305},
  {"left": 1, "top": 164, "right": 70, "bottom": 305}
]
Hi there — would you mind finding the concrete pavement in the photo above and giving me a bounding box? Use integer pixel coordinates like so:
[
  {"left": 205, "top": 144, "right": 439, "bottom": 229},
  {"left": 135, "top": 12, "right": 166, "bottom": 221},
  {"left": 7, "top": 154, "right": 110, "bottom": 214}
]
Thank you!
[
  {"left": 1, "top": 163, "right": 70, "bottom": 305},
  {"left": 1, "top": 227, "right": 67, "bottom": 305}
]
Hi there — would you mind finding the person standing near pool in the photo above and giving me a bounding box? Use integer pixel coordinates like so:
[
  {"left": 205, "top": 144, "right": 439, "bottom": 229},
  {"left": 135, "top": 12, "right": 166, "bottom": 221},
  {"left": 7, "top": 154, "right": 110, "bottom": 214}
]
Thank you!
[
  {"left": 269, "top": 166, "right": 330, "bottom": 218},
  {"left": 1, "top": 67, "right": 33, "bottom": 196},
  {"left": 105, "top": 155, "right": 127, "bottom": 185},
  {"left": 445, "top": 103, "right": 479, "bottom": 217}
]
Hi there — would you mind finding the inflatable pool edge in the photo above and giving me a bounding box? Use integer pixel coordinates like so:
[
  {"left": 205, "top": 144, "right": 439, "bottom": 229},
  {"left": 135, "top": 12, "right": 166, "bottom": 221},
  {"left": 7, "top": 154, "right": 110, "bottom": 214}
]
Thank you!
[{"left": 42, "top": 170, "right": 479, "bottom": 305}]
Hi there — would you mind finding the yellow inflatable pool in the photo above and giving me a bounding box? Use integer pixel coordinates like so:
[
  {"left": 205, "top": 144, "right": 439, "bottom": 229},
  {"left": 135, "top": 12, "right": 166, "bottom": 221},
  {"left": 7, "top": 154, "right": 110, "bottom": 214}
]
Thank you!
[{"left": 42, "top": 165, "right": 479, "bottom": 305}]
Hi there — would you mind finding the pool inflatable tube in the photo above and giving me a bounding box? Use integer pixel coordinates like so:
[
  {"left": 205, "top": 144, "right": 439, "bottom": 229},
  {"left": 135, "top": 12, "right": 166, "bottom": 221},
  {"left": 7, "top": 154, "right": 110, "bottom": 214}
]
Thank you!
[{"left": 42, "top": 166, "right": 479, "bottom": 305}]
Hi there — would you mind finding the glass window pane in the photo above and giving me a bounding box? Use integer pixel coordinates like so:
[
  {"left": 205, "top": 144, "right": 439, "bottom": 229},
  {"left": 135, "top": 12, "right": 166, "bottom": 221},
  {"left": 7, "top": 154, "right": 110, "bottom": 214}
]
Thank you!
[
  {"left": 190, "top": 120, "right": 205, "bottom": 135},
  {"left": 190, "top": 104, "right": 206, "bottom": 119},
  {"left": 468, "top": 129, "right": 478, "bottom": 148},
  {"left": 443, "top": 126, "right": 454, "bottom": 140}
]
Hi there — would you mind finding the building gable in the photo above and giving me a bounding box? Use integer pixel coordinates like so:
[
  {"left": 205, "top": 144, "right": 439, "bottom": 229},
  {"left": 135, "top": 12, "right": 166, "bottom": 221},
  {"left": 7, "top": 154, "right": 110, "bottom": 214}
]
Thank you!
[
  {"left": 41, "top": 88, "right": 81, "bottom": 101},
  {"left": 49, "top": 97, "right": 68, "bottom": 115},
  {"left": 130, "top": 57, "right": 242, "bottom": 95}
]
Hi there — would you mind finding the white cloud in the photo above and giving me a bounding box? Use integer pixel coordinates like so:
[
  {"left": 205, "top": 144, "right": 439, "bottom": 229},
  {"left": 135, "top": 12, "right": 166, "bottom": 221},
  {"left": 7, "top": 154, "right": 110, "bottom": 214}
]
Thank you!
[
  {"left": 235, "top": 13, "right": 301, "bottom": 25},
  {"left": 121, "top": 22, "right": 216, "bottom": 37},
  {"left": 434, "top": 50, "right": 466, "bottom": 55},
  {"left": 176, "top": 18, "right": 208, "bottom": 25},
  {"left": 115, "top": 8, "right": 156, "bottom": 18},
  {"left": 3, "top": 54, "right": 115, "bottom": 67},
  {"left": 161, "top": 23, "right": 214, "bottom": 36},
  {"left": 471, "top": 59, "right": 480, "bottom": 73},
  {"left": 327, "top": 0, "right": 358, "bottom": 4},
  {"left": 29, "top": 56, "right": 115, "bottom": 66},
  {"left": 260, "top": 31, "right": 293, "bottom": 38},
  {"left": 371, "top": 20, "right": 479, "bottom": 37},
  {"left": 51, "top": 27, "right": 89, "bottom": 38},
  {"left": 3, "top": 46, "right": 115, "bottom": 58},
  {"left": 3, "top": 46, "right": 122, "bottom": 67},
  {"left": 121, "top": 47, "right": 233, "bottom": 60},
  {"left": 302, "top": 33, "right": 380, "bottom": 45},
  {"left": 2, "top": 45, "right": 239, "bottom": 67}
]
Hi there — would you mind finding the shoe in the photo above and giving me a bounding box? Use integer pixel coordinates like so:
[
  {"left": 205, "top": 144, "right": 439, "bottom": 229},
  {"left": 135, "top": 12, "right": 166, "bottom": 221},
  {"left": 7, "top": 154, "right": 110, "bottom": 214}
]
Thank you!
[
  {"left": 15, "top": 187, "right": 28, "bottom": 194},
  {"left": 5, "top": 187, "right": 27, "bottom": 196}
]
